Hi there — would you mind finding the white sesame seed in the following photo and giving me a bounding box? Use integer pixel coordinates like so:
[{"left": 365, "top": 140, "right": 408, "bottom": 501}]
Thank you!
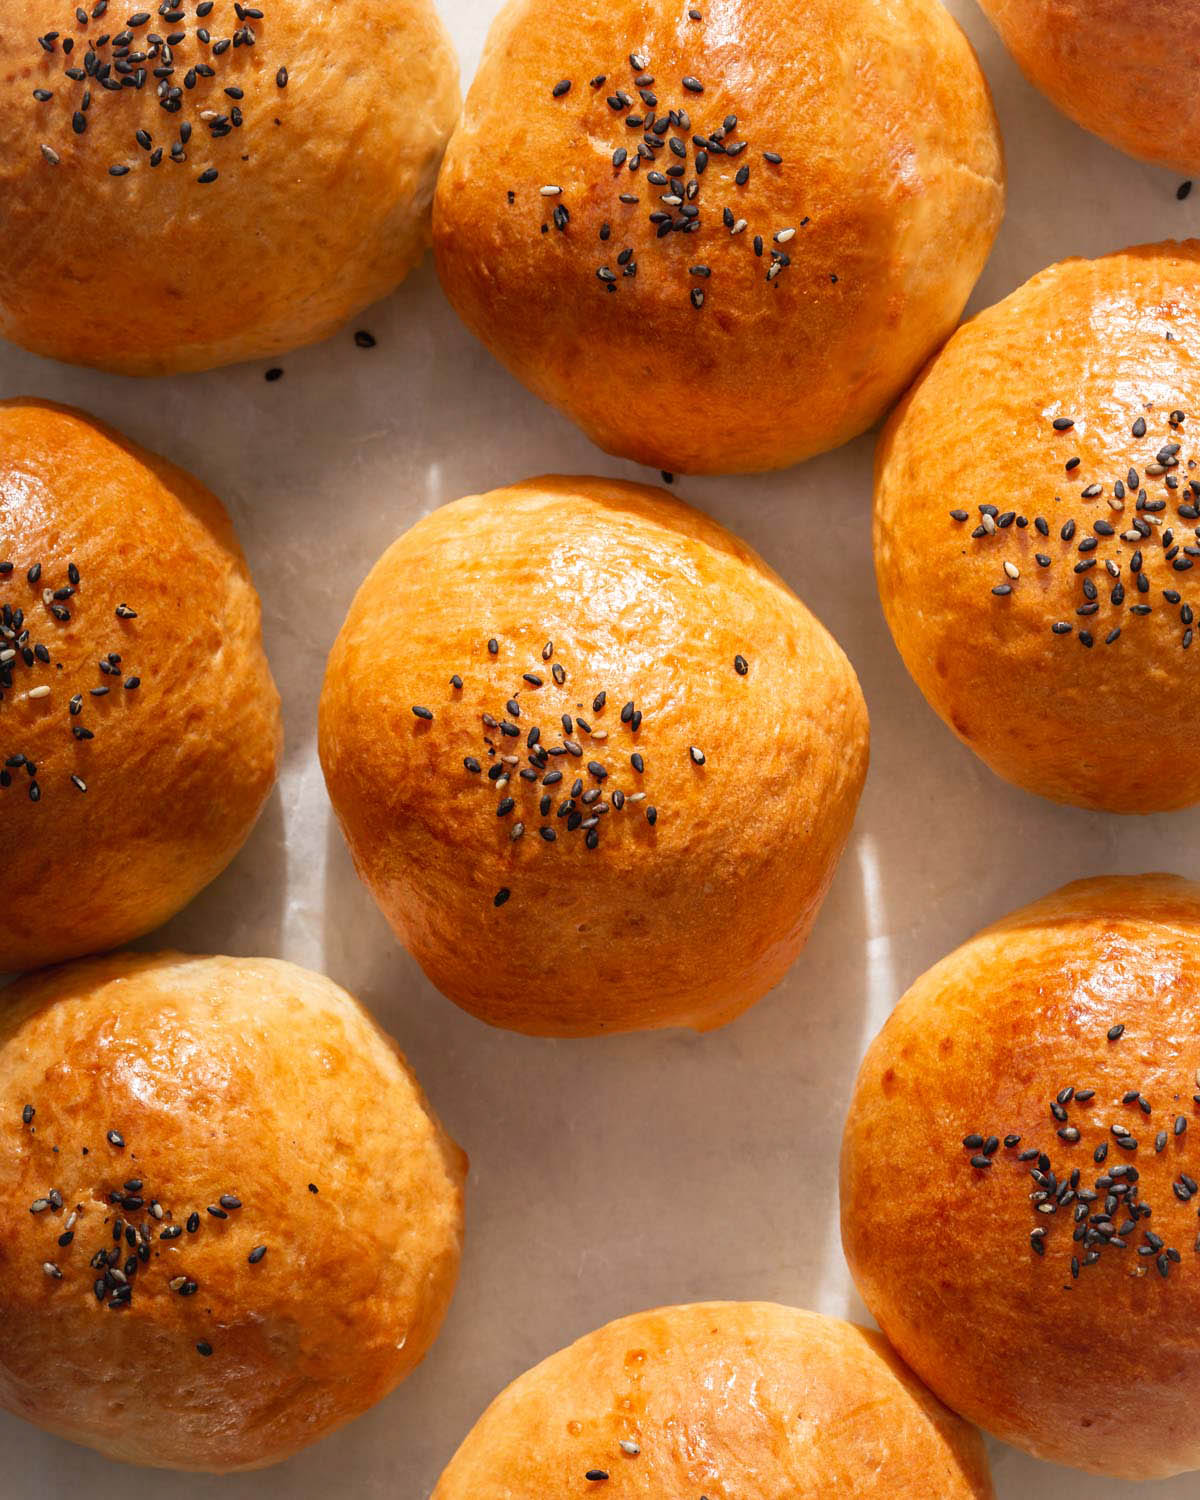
[
  {"left": 775, "top": 227, "right": 796, "bottom": 242},
  {"left": 539, "top": 185, "right": 563, "bottom": 196},
  {"left": 627, "top": 792, "right": 646, "bottom": 802},
  {"left": 0, "top": 650, "right": 14, "bottom": 663},
  {"left": 1004, "top": 561, "right": 1019, "bottom": 579},
  {"left": 731, "top": 218, "right": 747, "bottom": 234},
  {"left": 619, "top": 1440, "right": 640, "bottom": 1455},
  {"left": 981, "top": 514, "right": 997, "bottom": 534},
  {"left": 41, "top": 588, "right": 53, "bottom": 606},
  {"left": 1108, "top": 496, "right": 1124, "bottom": 511},
  {"left": 1122, "top": 530, "right": 1142, "bottom": 542},
  {"left": 495, "top": 777, "right": 509, "bottom": 790},
  {"left": 766, "top": 262, "right": 781, "bottom": 280},
  {"left": 27, "top": 685, "right": 51, "bottom": 700}
]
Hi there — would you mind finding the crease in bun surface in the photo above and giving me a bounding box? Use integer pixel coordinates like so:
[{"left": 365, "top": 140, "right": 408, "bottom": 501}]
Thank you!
[
  {"left": 319, "top": 475, "right": 868, "bottom": 1036},
  {"left": 433, "top": 1302, "right": 994, "bottom": 1498},
  {"left": 434, "top": 0, "right": 1004, "bottom": 474},
  {"left": 0, "top": 0, "right": 459, "bottom": 373},
  {"left": 0, "top": 951, "right": 466, "bottom": 1472},
  {"left": 875, "top": 240, "right": 1200, "bottom": 812},
  {"left": 0, "top": 398, "right": 281, "bottom": 972},
  {"left": 841, "top": 874, "right": 1200, "bottom": 1480}
]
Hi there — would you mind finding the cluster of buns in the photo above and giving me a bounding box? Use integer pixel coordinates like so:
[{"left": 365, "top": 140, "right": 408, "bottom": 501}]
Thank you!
[{"left": 5, "top": 0, "right": 1200, "bottom": 1492}]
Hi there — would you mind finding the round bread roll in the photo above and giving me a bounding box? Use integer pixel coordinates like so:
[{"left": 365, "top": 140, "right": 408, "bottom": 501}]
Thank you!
[
  {"left": 433, "top": 1302, "right": 994, "bottom": 1497},
  {"left": 0, "top": 398, "right": 281, "bottom": 972},
  {"left": 0, "top": 951, "right": 466, "bottom": 1471},
  {"left": 0, "top": 0, "right": 458, "bottom": 373},
  {"left": 876, "top": 240, "right": 1200, "bottom": 813},
  {"left": 319, "top": 475, "right": 868, "bottom": 1036},
  {"left": 978, "top": 0, "right": 1200, "bottom": 172},
  {"left": 433, "top": 0, "right": 1003, "bottom": 475},
  {"left": 841, "top": 874, "right": 1200, "bottom": 1480}
]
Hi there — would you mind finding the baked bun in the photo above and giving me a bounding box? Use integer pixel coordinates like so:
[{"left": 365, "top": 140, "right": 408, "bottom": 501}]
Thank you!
[
  {"left": 433, "top": 0, "right": 1003, "bottom": 475},
  {"left": 876, "top": 241, "right": 1200, "bottom": 813},
  {"left": 978, "top": 0, "right": 1200, "bottom": 172},
  {"left": 433, "top": 1302, "right": 994, "bottom": 1497},
  {"left": 0, "top": 951, "right": 466, "bottom": 1471},
  {"left": 842, "top": 874, "right": 1200, "bottom": 1480},
  {"left": 0, "top": 0, "right": 458, "bottom": 374},
  {"left": 319, "top": 475, "right": 868, "bottom": 1036},
  {"left": 0, "top": 399, "right": 280, "bottom": 972}
]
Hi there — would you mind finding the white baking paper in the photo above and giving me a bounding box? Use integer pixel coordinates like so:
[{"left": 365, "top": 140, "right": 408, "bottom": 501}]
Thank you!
[{"left": 2, "top": 2, "right": 1197, "bottom": 1495}]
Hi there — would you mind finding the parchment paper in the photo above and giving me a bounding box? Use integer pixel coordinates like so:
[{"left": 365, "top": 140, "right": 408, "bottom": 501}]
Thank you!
[{"left": 2, "top": 2, "right": 1197, "bottom": 1494}]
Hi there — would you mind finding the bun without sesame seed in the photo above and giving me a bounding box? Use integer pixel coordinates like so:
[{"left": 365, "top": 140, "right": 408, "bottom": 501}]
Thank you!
[
  {"left": 0, "top": 951, "right": 466, "bottom": 1472},
  {"left": 0, "top": 0, "right": 459, "bottom": 374},
  {"left": 842, "top": 873, "right": 1200, "bottom": 1479},
  {"left": 875, "top": 240, "right": 1200, "bottom": 813},
  {"left": 318, "top": 474, "right": 868, "bottom": 1036},
  {"left": 977, "top": 0, "right": 1200, "bottom": 172},
  {"left": 432, "top": 1302, "right": 995, "bottom": 1498},
  {"left": 433, "top": 0, "right": 1004, "bottom": 474},
  {"left": 0, "top": 398, "right": 281, "bottom": 971}
]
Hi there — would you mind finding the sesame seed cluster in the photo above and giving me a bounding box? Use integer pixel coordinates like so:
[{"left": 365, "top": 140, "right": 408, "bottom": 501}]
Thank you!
[
  {"left": 0, "top": 558, "right": 140, "bottom": 802},
  {"left": 410, "top": 633, "right": 741, "bottom": 912},
  {"left": 19, "top": 1104, "right": 273, "bottom": 1358},
  {"left": 30, "top": 1, "right": 288, "bottom": 183},
  {"left": 951, "top": 407, "right": 1198, "bottom": 650},
  {"left": 528, "top": 32, "right": 825, "bottom": 312},
  {"left": 964, "top": 1021, "right": 1200, "bottom": 1285}
]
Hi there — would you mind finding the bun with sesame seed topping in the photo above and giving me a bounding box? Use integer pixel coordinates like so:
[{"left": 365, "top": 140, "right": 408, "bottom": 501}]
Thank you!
[
  {"left": 875, "top": 240, "right": 1200, "bottom": 813},
  {"left": 0, "top": 0, "right": 459, "bottom": 374},
  {"left": 433, "top": 1302, "right": 995, "bottom": 1498},
  {"left": 842, "top": 873, "right": 1200, "bottom": 1479},
  {"left": 0, "top": 950, "right": 466, "bottom": 1470},
  {"left": 0, "top": 398, "right": 281, "bottom": 971},
  {"left": 433, "top": 0, "right": 1004, "bottom": 475},
  {"left": 318, "top": 474, "right": 869, "bottom": 1036}
]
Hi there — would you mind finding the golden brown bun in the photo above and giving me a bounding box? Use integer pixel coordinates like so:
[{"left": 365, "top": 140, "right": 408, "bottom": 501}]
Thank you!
[
  {"left": 433, "top": 0, "right": 1003, "bottom": 475},
  {"left": 979, "top": 0, "right": 1200, "bottom": 172},
  {"left": 0, "top": 951, "right": 466, "bottom": 1471},
  {"left": 0, "top": 1, "right": 459, "bottom": 373},
  {"left": 433, "top": 1302, "right": 995, "bottom": 1498},
  {"left": 0, "top": 399, "right": 280, "bottom": 972},
  {"left": 319, "top": 475, "right": 868, "bottom": 1037},
  {"left": 842, "top": 874, "right": 1200, "bottom": 1480},
  {"left": 876, "top": 241, "right": 1200, "bottom": 813}
]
